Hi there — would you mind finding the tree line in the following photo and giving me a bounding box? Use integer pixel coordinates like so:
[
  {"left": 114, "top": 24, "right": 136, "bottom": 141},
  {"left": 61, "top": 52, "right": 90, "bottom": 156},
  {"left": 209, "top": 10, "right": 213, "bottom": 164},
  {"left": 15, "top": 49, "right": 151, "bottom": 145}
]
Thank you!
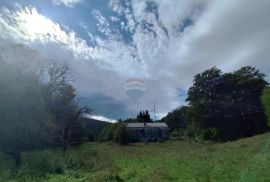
[{"left": 162, "top": 66, "right": 269, "bottom": 141}]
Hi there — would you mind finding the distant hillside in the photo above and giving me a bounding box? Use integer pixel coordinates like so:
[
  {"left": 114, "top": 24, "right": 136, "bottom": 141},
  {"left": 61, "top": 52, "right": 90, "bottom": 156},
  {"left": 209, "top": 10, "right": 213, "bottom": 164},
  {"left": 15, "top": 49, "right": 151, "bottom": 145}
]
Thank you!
[{"left": 82, "top": 118, "right": 111, "bottom": 137}]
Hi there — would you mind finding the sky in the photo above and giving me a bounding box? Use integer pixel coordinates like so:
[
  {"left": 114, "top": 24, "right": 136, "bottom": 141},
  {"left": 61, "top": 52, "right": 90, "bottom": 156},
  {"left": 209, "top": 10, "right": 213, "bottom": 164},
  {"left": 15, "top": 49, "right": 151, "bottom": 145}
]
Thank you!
[{"left": 0, "top": 0, "right": 270, "bottom": 121}]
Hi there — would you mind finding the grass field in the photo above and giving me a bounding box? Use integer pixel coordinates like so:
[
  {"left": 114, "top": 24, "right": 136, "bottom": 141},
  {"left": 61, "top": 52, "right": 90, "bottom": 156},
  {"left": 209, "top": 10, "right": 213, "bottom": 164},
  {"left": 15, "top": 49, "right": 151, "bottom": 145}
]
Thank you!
[{"left": 1, "top": 133, "right": 270, "bottom": 182}]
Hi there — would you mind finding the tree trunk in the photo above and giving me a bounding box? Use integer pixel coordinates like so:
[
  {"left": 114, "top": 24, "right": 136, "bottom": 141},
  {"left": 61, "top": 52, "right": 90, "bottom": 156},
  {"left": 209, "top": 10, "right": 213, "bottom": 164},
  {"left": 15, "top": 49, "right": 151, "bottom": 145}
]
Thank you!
[{"left": 62, "top": 127, "right": 71, "bottom": 152}]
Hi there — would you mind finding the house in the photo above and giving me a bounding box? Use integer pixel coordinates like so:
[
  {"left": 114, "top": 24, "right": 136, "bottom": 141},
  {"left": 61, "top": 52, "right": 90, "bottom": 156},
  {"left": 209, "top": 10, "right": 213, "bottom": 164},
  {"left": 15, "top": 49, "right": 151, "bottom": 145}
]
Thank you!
[{"left": 126, "top": 122, "right": 169, "bottom": 142}]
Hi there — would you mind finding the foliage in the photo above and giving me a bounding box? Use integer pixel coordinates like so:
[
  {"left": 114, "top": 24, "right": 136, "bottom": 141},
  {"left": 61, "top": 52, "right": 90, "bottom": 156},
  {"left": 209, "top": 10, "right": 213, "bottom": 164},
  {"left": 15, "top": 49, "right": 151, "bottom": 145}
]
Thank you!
[
  {"left": 161, "top": 106, "right": 189, "bottom": 135},
  {"left": 1, "top": 133, "right": 270, "bottom": 181},
  {"left": 262, "top": 87, "right": 270, "bottom": 126},
  {"left": 42, "top": 63, "right": 90, "bottom": 151},
  {"left": 98, "top": 123, "right": 117, "bottom": 142},
  {"left": 115, "top": 123, "right": 129, "bottom": 145},
  {"left": 82, "top": 118, "right": 110, "bottom": 140},
  {"left": 201, "top": 127, "right": 219, "bottom": 140},
  {"left": 187, "top": 66, "right": 269, "bottom": 141},
  {"left": 136, "top": 110, "right": 152, "bottom": 123},
  {"left": 98, "top": 122, "right": 129, "bottom": 145}
]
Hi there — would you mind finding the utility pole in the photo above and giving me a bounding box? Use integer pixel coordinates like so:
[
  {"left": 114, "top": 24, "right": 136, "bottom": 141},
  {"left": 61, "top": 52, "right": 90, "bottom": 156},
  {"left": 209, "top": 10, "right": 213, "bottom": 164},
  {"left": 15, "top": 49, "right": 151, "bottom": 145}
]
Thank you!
[{"left": 150, "top": 102, "right": 159, "bottom": 122}]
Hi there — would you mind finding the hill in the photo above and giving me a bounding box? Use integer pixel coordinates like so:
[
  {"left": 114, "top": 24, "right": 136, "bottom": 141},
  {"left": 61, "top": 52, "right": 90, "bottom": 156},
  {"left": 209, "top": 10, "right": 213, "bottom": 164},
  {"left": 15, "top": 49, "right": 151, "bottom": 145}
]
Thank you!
[
  {"left": 1, "top": 133, "right": 270, "bottom": 181},
  {"left": 82, "top": 118, "right": 111, "bottom": 137}
]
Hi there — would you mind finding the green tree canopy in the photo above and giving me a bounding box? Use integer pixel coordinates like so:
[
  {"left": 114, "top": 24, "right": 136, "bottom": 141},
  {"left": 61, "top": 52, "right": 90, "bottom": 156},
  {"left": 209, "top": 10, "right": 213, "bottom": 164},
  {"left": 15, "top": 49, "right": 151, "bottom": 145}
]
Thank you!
[
  {"left": 262, "top": 87, "right": 270, "bottom": 126},
  {"left": 187, "top": 66, "right": 268, "bottom": 140}
]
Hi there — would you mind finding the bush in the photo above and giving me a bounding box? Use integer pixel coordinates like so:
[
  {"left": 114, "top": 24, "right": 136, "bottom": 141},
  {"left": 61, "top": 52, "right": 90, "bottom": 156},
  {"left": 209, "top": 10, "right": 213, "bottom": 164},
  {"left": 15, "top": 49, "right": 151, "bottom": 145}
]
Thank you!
[
  {"left": 115, "top": 123, "right": 129, "bottom": 145},
  {"left": 99, "top": 123, "right": 129, "bottom": 145},
  {"left": 98, "top": 124, "right": 116, "bottom": 142},
  {"left": 170, "top": 129, "right": 180, "bottom": 138},
  {"left": 202, "top": 128, "right": 219, "bottom": 140}
]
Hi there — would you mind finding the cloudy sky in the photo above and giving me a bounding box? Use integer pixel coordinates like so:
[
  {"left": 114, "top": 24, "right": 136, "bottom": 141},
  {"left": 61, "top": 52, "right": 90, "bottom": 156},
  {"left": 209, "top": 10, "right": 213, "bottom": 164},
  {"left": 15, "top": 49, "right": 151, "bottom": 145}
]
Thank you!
[{"left": 0, "top": 0, "right": 269, "bottom": 121}]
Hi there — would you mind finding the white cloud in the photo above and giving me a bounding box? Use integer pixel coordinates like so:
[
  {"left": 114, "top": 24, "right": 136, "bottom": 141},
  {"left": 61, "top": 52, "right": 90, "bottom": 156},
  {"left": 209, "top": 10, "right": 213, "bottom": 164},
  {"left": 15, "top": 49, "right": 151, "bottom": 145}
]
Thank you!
[
  {"left": 0, "top": 6, "right": 145, "bottom": 77},
  {"left": 92, "top": 9, "right": 111, "bottom": 36},
  {"left": 167, "top": 0, "right": 270, "bottom": 87},
  {"left": 110, "top": 16, "right": 120, "bottom": 22},
  {"left": 52, "top": 0, "right": 82, "bottom": 7},
  {"left": 0, "top": 7, "right": 94, "bottom": 59},
  {"left": 108, "top": 0, "right": 125, "bottom": 15},
  {"left": 1, "top": 0, "right": 270, "bottom": 118},
  {"left": 105, "top": 0, "right": 270, "bottom": 114},
  {"left": 84, "top": 113, "right": 117, "bottom": 123}
]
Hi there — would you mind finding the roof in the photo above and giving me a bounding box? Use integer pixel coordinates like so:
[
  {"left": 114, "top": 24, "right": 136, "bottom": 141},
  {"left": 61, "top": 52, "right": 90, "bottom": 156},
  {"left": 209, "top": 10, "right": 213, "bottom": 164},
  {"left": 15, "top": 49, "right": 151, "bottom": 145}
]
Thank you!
[
  {"left": 127, "top": 123, "right": 144, "bottom": 128},
  {"left": 146, "top": 123, "right": 168, "bottom": 127},
  {"left": 126, "top": 122, "right": 168, "bottom": 128}
]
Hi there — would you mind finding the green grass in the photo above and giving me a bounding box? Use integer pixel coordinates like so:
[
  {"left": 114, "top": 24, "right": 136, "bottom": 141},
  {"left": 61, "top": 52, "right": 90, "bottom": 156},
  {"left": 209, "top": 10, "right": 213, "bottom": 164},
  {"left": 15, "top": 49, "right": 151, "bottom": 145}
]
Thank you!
[{"left": 1, "top": 133, "right": 270, "bottom": 182}]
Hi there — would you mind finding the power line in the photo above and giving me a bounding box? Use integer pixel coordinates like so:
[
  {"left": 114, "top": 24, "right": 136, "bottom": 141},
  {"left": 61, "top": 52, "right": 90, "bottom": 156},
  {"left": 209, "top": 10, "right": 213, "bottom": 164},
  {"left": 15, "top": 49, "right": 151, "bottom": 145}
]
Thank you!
[{"left": 150, "top": 102, "right": 159, "bottom": 121}]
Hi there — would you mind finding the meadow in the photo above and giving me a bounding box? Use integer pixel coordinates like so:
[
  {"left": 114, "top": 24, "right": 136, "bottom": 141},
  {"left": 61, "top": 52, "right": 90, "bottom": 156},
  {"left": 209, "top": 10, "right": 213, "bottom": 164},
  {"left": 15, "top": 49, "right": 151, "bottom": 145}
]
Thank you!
[{"left": 1, "top": 133, "right": 270, "bottom": 182}]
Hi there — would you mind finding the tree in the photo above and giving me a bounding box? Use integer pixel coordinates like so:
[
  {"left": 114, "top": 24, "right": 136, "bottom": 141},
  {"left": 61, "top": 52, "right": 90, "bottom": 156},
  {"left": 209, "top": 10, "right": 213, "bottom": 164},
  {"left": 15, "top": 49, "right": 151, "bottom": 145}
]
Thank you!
[
  {"left": 0, "top": 45, "right": 52, "bottom": 166},
  {"left": 42, "top": 63, "right": 90, "bottom": 151},
  {"left": 221, "top": 66, "right": 268, "bottom": 138},
  {"left": 186, "top": 67, "right": 223, "bottom": 139},
  {"left": 0, "top": 44, "right": 90, "bottom": 166},
  {"left": 161, "top": 106, "right": 189, "bottom": 135},
  {"left": 186, "top": 66, "right": 268, "bottom": 141},
  {"left": 136, "top": 110, "right": 152, "bottom": 123},
  {"left": 262, "top": 87, "right": 270, "bottom": 126}
]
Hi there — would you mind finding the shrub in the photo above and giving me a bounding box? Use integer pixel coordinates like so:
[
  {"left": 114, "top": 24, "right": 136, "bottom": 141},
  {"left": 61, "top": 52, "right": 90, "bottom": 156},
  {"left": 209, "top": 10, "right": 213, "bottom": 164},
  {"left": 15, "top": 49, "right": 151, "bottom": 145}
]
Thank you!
[
  {"left": 99, "top": 123, "right": 129, "bottom": 145},
  {"left": 115, "top": 123, "right": 129, "bottom": 145},
  {"left": 99, "top": 124, "right": 116, "bottom": 142},
  {"left": 170, "top": 129, "right": 180, "bottom": 138},
  {"left": 19, "top": 150, "right": 64, "bottom": 177},
  {"left": 202, "top": 128, "right": 219, "bottom": 140}
]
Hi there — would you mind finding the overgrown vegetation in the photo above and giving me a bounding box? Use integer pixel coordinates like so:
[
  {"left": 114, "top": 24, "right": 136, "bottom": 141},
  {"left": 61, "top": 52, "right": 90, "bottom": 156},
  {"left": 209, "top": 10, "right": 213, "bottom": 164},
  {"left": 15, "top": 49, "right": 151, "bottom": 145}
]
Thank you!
[
  {"left": 99, "top": 122, "right": 129, "bottom": 145},
  {"left": 1, "top": 133, "right": 270, "bottom": 181}
]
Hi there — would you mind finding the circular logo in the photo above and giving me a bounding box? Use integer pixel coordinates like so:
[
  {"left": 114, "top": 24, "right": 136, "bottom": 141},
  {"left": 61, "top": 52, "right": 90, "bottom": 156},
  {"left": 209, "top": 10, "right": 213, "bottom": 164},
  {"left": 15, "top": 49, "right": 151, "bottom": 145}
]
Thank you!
[{"left": 125, "top": 77, "right": 145, "bottom": 102}]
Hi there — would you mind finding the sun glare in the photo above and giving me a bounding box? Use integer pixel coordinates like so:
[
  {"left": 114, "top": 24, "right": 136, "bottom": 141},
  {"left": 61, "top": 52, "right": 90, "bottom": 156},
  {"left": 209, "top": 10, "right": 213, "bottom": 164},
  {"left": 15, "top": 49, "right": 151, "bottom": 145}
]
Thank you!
[{"left": 16, "top": 7, "right": 66, "bottom": 42}]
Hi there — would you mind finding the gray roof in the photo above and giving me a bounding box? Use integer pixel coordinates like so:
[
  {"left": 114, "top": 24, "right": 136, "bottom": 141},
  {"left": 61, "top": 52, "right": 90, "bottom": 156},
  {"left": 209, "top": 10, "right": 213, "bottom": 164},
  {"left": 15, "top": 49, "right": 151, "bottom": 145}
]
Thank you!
[
  {"left": 146, "top": 122, "right": 168, "bottom": 127},
  {"left": 127, "top": 123, "right": 144, "bottom": 128},
  {"left": 126, "top": 122, "right": 168, "bottom": 128}
]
